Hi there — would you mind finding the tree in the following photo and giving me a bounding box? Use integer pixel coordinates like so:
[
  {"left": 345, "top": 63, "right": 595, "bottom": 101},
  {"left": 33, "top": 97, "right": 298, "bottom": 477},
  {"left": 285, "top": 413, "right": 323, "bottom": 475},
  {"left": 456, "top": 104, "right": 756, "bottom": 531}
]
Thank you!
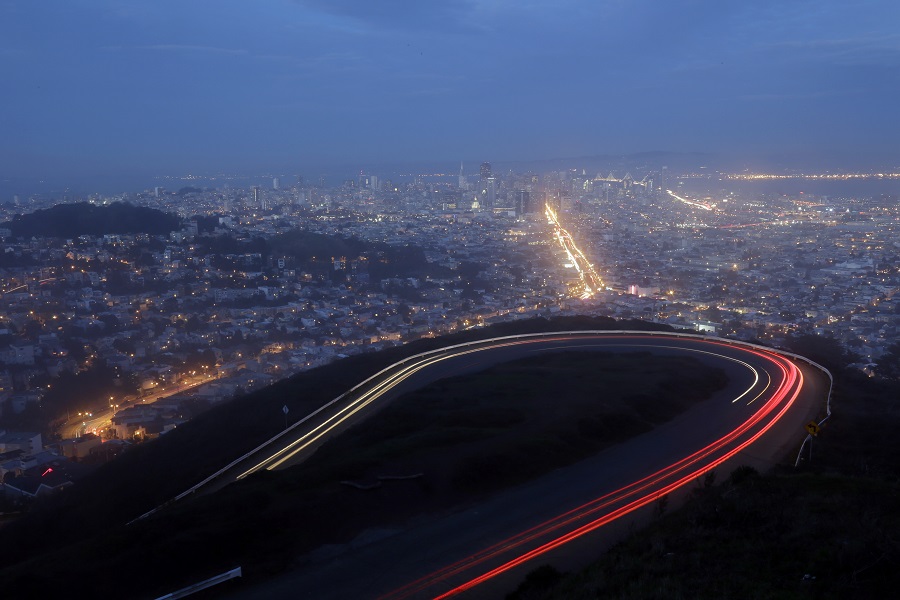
[
  {"left": 397, "top": 303, "right": 413, "bottom": 323},
  {"left": 112, "top": 338, "right": 136, "bottom": 355},
  {"left": 785, "top": 333, "right": 856, "bottom": 372},
  {"left": 23, "top": 319, "right": 43, "bottom": 337},
  {"left": 876, "top": 342, "right": 900, "bottom": 379},
  {"left": 97, "top": 314, "right": 120, "bottom": 332}
]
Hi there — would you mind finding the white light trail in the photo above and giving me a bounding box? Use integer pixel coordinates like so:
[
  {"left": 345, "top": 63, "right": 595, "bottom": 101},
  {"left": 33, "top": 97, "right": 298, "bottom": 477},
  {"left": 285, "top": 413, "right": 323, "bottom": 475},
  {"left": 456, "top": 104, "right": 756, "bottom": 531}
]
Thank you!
[{"left": 666, "top": 189, "right": 713, "bottom": 211}]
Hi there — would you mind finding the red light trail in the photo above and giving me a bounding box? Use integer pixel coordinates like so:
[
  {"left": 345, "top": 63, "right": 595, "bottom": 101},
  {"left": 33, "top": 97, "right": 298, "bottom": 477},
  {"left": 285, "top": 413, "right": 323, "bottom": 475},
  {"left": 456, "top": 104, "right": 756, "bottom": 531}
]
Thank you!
[{"left": 379, "top": 341, "right": 804, "bottom": 600}]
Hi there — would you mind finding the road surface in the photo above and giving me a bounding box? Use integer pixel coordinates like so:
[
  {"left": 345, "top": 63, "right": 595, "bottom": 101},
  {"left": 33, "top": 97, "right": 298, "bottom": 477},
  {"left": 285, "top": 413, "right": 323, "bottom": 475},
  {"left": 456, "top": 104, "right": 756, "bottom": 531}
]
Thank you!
[{"left": 212, "top": 332, "right": 827, "bottom": 599}]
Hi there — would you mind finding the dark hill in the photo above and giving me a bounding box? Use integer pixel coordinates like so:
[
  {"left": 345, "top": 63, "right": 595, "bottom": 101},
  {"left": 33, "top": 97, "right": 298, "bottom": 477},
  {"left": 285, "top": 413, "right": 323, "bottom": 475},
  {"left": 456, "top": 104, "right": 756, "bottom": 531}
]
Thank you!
[
  {"left": 2, "top": 201, "right": 181, "bottom": 237},
  {"left": 17, "top": 317, "right": 893, "bottom": 598},
  {"left": 268, "top": 230, "right": 435, "bottom": 278},
  {"left": 0, "top": 318, "right": 676, "bottom": 589},
  {"left": 508, "top": 369, "right": 900, "bottom": 600}
]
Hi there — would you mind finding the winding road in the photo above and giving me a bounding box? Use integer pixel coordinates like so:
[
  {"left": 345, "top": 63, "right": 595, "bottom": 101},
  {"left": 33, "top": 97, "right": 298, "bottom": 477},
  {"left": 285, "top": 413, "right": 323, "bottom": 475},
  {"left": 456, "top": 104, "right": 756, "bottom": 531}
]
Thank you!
[{"left": 215, "top": 331, "right": 828, "bottom": 600}]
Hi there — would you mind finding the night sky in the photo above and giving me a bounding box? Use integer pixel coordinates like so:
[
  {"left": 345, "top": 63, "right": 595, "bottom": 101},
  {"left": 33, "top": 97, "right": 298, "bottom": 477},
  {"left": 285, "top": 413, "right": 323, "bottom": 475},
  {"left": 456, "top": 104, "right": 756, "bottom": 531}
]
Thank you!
[{"left": 2, "top": 0, "right": 899, "bottom": 184}]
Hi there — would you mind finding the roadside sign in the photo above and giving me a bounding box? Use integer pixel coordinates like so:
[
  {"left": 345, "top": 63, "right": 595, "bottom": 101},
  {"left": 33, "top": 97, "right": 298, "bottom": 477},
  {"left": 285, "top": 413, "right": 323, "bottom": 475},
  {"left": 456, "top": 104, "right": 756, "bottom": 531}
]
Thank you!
[
  {"left": 282, "top": 405, "right": 289, "bottom": 415},
  {"left": 805, "top": 421, "right": 820, "bottom": 436}
]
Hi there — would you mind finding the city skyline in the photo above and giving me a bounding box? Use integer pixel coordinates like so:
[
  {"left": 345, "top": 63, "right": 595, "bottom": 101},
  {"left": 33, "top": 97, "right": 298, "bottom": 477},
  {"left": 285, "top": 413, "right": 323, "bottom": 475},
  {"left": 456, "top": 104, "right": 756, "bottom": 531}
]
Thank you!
[
  {"left": 0, "top": 158, "right": 897, "bottom": 597},
  {"left": 3, "top": 3, "right": 900, "bottom": 590},
  {"left": 3, "top": 0, "right": 900, "bottom": 188}
]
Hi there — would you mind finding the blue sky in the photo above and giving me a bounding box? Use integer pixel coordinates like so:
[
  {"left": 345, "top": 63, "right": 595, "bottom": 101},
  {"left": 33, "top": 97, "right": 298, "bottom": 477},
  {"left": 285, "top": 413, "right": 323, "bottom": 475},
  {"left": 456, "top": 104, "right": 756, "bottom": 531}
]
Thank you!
[{"left": 2, "top": 0, "right": 899, "bottom": 184}]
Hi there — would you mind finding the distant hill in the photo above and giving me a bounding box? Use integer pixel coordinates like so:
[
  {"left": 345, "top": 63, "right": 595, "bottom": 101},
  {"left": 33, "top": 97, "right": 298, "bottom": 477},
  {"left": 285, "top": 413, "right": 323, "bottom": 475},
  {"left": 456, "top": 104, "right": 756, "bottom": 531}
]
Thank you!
[
  {"left": 2, "top": 201, "right": 181, "bottom": 237},
  {"left": 197, "top": 229, "right": 441, "bottom": 280},
  {"left": 268, "top": 230, "right": 436, "bottom": 278}
]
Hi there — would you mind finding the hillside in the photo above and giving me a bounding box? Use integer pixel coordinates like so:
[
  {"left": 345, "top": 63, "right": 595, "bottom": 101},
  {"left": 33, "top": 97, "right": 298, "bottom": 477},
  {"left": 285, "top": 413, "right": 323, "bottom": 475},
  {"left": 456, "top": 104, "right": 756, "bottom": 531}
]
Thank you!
[
  {"left": 0, "top": 316, "right": 679, "bottom": 597},
  {"left": 268, "top": 229, "right": 440, "bottom": 279},
  {"left": 1, "top": 348, "right": 729, "bottom": 599},
  {"left": 508, "top": 370, "right": 900, "bottom": 600},
  {"left": 4, "top": 318, "right": 894, "bottom": 598},
  {"left": 2, "top": 201, "right": 181, "bottom": 237}
]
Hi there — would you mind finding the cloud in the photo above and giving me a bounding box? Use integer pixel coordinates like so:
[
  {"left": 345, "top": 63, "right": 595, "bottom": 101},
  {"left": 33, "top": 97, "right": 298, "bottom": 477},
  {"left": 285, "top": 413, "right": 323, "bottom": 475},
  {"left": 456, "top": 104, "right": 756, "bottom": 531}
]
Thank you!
[
  {"left": 764, "top": 34, "right": 900, "bottom": 66},
  {"left": 275, "top": 51, "right": 363, "bottom": 67},
  {"left": 137, "top": 44, "right": 249, "bottom": 56},
  {"left": 669, "top": 59, "right": 727, "bottom": 73},
  {"left": 292, "top": 0, "right": 482, "bottom": 33},
  {"left": 739, "top": 89, "right": 865, "bottom": 101}
]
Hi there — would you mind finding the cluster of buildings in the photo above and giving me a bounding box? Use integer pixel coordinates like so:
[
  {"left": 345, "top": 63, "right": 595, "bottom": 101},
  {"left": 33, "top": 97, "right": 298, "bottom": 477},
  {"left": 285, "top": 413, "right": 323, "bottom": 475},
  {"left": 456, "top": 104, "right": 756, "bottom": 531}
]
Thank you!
[
  {"left": 0, "top": 164, "right": 897, "bottom": 500},
  {"left": 568, "top": 182, "right": 900, "bottom": 366}
]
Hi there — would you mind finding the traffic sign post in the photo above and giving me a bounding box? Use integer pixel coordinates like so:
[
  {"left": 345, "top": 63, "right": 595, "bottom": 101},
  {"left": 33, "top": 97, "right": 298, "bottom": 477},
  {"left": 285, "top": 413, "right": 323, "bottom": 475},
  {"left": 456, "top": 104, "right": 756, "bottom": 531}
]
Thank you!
[
  {"left": 805, "top": 421, "right": 820, "bottom": 436},
  {"left": 282, "top": 405, "right": 289, "bottom": 430}
]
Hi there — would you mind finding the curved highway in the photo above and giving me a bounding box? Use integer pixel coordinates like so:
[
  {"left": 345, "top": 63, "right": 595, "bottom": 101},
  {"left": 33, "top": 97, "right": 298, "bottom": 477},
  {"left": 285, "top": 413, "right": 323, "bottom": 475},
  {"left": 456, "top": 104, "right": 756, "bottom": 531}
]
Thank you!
[{"left": 218, "top": 332, "right": 828, "bottom": 600}]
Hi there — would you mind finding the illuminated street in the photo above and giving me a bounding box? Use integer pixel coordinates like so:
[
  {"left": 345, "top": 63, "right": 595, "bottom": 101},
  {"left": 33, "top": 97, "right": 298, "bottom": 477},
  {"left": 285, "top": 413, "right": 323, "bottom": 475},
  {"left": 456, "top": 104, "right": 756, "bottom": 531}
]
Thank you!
[
  {"left": 60, "top": 372, "right": 221, "bottom": 439},
  {"left": 545, "top": 204, "right": 604, "bottom": 299}
]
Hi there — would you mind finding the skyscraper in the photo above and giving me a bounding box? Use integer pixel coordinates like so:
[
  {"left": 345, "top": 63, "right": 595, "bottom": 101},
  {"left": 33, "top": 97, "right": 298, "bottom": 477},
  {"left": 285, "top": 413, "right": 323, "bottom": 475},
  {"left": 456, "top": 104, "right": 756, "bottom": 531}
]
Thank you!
[
  {"left": 478, "top": 162, "right": 495, "bottom": 211},
  {"left": 485, "top": 177, "right": 496, "bottom": 209},
  {"left": 253, "top": 186, "right": 266, "bottom": 210},
  {"left": 458, "top": 162, "right": 466, "bottom": 189},
  {"left": 515, "top": 189, "right": 531, "bottom": 216}
]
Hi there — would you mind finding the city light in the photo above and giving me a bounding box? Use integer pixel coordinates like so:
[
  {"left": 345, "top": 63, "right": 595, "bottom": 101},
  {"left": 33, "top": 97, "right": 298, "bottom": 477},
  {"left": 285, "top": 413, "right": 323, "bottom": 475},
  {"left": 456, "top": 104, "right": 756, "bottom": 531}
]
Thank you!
[{"left": 545, "top": 204, "right": 604, "bottom": 299}]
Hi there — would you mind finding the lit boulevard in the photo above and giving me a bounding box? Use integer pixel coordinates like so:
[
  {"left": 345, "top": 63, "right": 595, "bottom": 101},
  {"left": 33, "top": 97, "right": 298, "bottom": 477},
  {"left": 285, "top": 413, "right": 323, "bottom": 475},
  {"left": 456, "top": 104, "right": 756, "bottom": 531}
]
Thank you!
[
  {"left": 61, "top": 372, "right": 220, "bottom": 439},
  {"left": 666, "top": 189, "right": 714, "bottom": 211},
  {"left": 545, "top": 204, "right": 604, "bottom": 299}
]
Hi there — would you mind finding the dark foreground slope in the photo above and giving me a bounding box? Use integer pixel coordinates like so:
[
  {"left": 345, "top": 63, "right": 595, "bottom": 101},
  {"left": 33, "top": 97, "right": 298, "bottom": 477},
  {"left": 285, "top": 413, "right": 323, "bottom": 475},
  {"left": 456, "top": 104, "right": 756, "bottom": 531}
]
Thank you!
[
  {"left": 2, "top": 349, "right": 727, "bottom": 599},
  {"left": 2, "top": 201, "right": 181, "bottom": 237},
  {"left": 0, "top": 316, "right": 680, "bottom": 597},
  {"left": 508, "top": 370, "right": 900, "bottom": 600}
]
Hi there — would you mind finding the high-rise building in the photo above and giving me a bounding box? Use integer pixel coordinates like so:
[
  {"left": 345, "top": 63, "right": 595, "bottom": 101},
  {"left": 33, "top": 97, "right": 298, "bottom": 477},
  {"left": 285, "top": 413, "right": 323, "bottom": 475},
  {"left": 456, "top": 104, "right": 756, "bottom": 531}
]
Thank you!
[
  {"left": 480, "top": 162, "right": 492, "bottom": 179},
  {"left": 273, "top": 177, "right": 280, "bottom": 190},
  {"left": 515, "top": 190, "right": 531, "bottom": 216},
  {"left": 442, "top": 190, "right": 459, "bottom": 211},
  {"left": 252, "top": 186, "right": 264, "bottom": 210},
  {"left": 458, "top": 162, "right": 466, "bottom": 189},
  {"left": 479, "top": 176, "right": 497, "bottom": 210}
]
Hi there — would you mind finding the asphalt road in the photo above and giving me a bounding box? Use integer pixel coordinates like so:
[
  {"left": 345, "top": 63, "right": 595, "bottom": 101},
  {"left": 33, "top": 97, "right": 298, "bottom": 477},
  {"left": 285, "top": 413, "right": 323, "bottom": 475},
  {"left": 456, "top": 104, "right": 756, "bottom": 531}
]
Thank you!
[
  {"left": 60, "top": 373, "right": 217, "bottom": 439},
  {"left": 219, "top": 332, "right": 827, "bottom": 600}
]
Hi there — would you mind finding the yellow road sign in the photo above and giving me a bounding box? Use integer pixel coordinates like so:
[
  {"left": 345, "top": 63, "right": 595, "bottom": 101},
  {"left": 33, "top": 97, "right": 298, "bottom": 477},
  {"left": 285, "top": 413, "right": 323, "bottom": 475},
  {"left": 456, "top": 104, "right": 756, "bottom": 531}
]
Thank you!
[{"left": 805, "top": 421, "right": 820, "bottom": 436}]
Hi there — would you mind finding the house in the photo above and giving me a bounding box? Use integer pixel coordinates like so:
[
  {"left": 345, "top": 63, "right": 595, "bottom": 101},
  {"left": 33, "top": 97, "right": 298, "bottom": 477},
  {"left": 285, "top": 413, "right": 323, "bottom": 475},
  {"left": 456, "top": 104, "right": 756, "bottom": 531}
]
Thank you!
[
  {"left": 1, "top": 343, "right": 35, "bottom": 365},
  {"left": 0, "top": 431, "right": 42, "bottom": 455},
  {"left": 55, "top": 434, "right": 103, "bottom": 460},
  {"left": 2, "top": 457, "right": 90, "bottom": 499}
]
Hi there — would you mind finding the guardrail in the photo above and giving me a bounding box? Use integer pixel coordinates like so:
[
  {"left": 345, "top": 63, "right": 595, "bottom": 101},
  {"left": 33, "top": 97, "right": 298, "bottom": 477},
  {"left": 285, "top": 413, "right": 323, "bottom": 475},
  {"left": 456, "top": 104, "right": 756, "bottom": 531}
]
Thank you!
[
  {"left": 131, "top": 329, "right": 833, "bottom": 525},
  {"left": 153, "top": 567, "right": 241, "bottom": 599}
]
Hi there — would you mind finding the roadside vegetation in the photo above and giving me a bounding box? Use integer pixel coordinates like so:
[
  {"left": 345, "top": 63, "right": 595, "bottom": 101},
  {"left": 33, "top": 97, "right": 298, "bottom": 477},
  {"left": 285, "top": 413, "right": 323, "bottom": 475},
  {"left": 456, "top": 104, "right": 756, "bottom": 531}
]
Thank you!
[
  {"left": 508, "top": 370, "right": 900, "bottom": 600},
  {"left": 290, "top": 350, "right": 726, "bottom": 497},
  {"left": 0, "top": 318, "right": 726, "bottom": 599},
  {"left": 12, "top": 317, "right": 890, "bottom": 598}
]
